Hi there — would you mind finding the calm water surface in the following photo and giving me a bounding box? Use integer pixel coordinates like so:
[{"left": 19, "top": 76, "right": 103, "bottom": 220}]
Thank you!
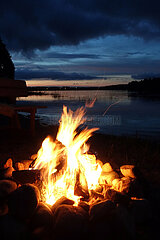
[{"left": 18, "top": 90, "right": 160, "bottom": 139}]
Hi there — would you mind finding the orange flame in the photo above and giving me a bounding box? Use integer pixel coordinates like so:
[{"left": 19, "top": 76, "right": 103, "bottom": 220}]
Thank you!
[{"left": 33, "top": 106, "right": 102, "bottom": 205}]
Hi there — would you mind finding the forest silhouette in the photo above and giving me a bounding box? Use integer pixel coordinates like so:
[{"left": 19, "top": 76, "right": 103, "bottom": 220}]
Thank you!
[{"left": 0, "top": 38, "right": 15, "bottom": 79}]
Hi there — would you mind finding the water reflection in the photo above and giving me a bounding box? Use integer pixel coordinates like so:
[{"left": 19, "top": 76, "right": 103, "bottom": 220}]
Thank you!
[{"left": 18, "top": 90, "right": 160, "bottom": 139}]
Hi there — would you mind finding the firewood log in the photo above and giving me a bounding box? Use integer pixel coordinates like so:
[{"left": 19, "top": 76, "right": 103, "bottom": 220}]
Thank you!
[{"left": 12, "top": 169, "right": 41, "bottom": 184}]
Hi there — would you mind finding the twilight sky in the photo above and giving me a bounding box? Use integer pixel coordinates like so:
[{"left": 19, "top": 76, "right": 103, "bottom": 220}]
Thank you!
[{"left": 1, "top": 0, "right": 160, "bottom": 85}]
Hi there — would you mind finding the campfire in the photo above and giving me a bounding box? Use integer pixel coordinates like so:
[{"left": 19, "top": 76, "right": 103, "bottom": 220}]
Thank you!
[
  {"left": 0, "top": 106, "right": 157, "bottom": 240},
  {"left": 32, "top": 106, "right": 102, "bottom": 206}
]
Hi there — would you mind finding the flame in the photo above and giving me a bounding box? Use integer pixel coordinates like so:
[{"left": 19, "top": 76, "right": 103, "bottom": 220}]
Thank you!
[{"left": 33, "top": 106, "right": 102, "bottom": 205}]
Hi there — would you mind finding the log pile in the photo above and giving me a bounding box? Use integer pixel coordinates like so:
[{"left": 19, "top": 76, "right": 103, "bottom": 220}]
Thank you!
[{"left": 0, "top": 158, "right": 159, "bottom": 240}]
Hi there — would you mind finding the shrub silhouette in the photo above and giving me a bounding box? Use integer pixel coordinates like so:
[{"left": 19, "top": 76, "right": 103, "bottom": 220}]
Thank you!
[{"left": 0, "top": 38, "right": 15, "bottom": 79}]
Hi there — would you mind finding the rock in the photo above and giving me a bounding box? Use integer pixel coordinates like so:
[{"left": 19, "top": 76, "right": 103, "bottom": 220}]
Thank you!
[
  {"left": 15, "top": 160, "right": 33, "bottom": 170},
  {"left": 89, "top": 200, "right": 116, "bottom": 238},
  {"left": 120, "top": 177, "right": 134, "bottom": 193},
  {"left": 99, "top": 170, "right": 119, "bottom": 185},
  {"left": 31, "top": 227, "right": 51, "bottom": 240},
  {"left": 8, "top": 184, "right": 40, "bottom": 221},
  {"left": 0, "top": 202, "right": 8, "bottom": 216},
  {"left": 53, "top": 204, "right": 88, "bottom": 239},
  {"left": 0, "top": 159, "right": 15, "bottom": 179},
  {"left": 102, "top": 162, "right": 113, "bottom": 173},
  {"left": 0, "top": 167, "right": 14, "bottom": 179},
  {"left": 99, "top": 163, "right": 119, "bottom": 186},
  {"left": 51, "top": 196, "right": 74, "bottom": 214},
  {"left": 89, "top": 199, "right": 115, "bottom": 223},
  {"left": 0, "top": 180, "right": 17, "bottom": 217},
  {"left": 114, "top": 204, "right": 135, "bottom": 239},
  {"left": 4, "top": 158, "right": 13, "bottom": 168},
  {"left": 15, "top": 162, "right": 25, "bottom": 170},
  {"left": 125, "top": 178, "right": 148, "bottom": 198},
  {"left": 120, "top": 165, "right": 136, "bottom": 178},
  {"left": 0, "top": 214, "right": 30, "bottom": 240},
  {"left": 89, "top": 199, "right": 135, "bottom": 239},
  {"left": 129, "top": 198, "right": 153, "bottom": 239},
  {"left": 29, "top": 202, "right": 53, "bottom": 231},
  {"left": 0, "top": 179, "right": 17, "bottom": 200},
  {"left": 129, "top": 198, "right": 152, "bottom": 225},
  {"left": 120, "top": 165, "right": 144, "bottom": 180},
  {"left": 112, "top": 178, "right": 123, "bottom": 191}
]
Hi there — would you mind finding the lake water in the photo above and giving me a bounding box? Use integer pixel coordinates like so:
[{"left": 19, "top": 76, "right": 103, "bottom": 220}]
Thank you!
[{"left": 17, "top": 90, "right": 160, "bottom": 139}]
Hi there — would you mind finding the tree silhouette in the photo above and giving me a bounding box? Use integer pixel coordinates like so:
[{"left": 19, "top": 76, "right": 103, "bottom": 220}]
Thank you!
[{"left": 0, "top": 38, "right": 15, "bottom": 79}]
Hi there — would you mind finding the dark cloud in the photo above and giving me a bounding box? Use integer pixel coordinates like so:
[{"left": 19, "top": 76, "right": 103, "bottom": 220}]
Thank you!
[
  {"left": 15, "top": 69, "right": 98, "bottom": 80},
  {"left": 44, "top": 52, "right": 100, "bottom": 59},
  {"left": 1, "top": 0, "right": 160, "bottom": 53}
]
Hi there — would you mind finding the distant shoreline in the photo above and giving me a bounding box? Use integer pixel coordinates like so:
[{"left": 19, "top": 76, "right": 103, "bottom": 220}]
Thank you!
[{"left": 27, "top": 77, "right": 160, "bottom": 95}]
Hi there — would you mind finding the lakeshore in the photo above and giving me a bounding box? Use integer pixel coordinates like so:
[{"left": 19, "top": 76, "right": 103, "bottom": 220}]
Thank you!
[{"left": 0, "top": 114, "right": 160, "bottom": 186}]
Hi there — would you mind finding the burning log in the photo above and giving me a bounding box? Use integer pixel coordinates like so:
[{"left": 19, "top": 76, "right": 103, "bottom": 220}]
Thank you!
[
  {"left": 74, "top": 181, "right": 89, "bottom": 200},
  {"left": 8, "top": 183, "right": 40, "bottom": 221},
  {"left": 90, "top": 189, "right": 104, "bottom": 200},
  {"left": 74, "top": 171, "right": 89, "bottom": 200},
  {"left": 104, "top": 188, "right": 130, "bottom": 205},
  {"left": 12, "top": 169, "right": 41, "bottom": 185},
  {"left": 78, "top": 201, "right": 90, "bottom": 212}
]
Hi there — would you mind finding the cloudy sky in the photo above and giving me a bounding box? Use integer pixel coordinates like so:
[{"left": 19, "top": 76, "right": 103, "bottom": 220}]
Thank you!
[{"left": 1, "top": 0, "right": 160, "bottom": 85}]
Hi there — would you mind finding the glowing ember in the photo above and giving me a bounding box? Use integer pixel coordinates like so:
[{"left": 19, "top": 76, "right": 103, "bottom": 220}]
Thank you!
[{"left": 33, "top": 106, "right": 101, "bottom": 205}]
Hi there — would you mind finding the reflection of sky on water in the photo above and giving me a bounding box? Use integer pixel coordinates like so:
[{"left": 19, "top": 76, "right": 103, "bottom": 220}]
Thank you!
[
  {"left": 18, "top": 90, "right": 160, "bottom": 139},
  {"left": 26, "top": 75, "right": 133, "bottom": 87}
]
